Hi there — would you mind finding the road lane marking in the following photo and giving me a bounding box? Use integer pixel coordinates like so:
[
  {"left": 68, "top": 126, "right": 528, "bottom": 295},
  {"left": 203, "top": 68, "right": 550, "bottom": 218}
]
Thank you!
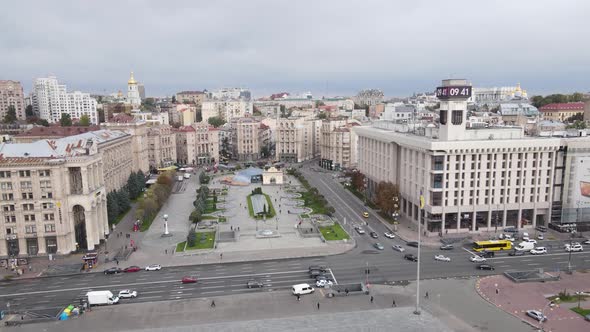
[
  {"left": 329, "top": 268, "right": 338, "bottom": 285},
  {"left": 141, "top": 290, "right": 165, "bottom": 294},
  {"left": 201, "top": 291, "right": 224, "bottom": 294},
  {"left": 140, "top": 296, "right": 164, "bottom": 300},
  {"left": 201, "top": 285, "right": 225, "bottom": 289},
  {"left": 0, "top": 269, "right": 308, "bottom": 298}
]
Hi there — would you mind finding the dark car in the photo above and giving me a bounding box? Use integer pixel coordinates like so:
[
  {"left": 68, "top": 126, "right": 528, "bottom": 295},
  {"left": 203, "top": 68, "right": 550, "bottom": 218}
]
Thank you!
[
  {"left": 406, "top": 241, "right": 419, "bottom": 248},
  {"left": 440, "top": 244, "right": 454, "bottom": 250},
  {"left": 308, "top": 265, "right": 327, "bottom": 272},
  {"left": 104, "top": 267, "right": 122, "bottom": 275},
  {"left": 123, "top": 266, "right": 141, "bottom": 273},
  {"left": 478, "top": 251, "right": 495, "bottom": 258},
  {"left": 477, "top": 264, "right": 495, "bottom": 270},
  {"left": 246, "top": 280, "right": 263, "bottom": 288},
  {"left": 309, "top": 270, "right": 325, "bottom": 278},
  {"left": 535, "top": 226, "right": 548, "bottom": 233},
  {"left": 509, "top": 250, "right": 525, "bottom": 256},
  {"left": 404, "top": 254, "right": 418, "bottom": 262},
  {"left": 370, "top": 232, "right": 378, "bottom": 239}
]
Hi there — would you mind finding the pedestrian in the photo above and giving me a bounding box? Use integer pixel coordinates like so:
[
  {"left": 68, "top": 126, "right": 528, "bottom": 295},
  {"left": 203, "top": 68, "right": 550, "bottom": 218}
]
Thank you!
[
  {"left": 317, "top": 302, "right": 320, "bottom": 310},
  {"left": 28, "top": 265, "right": 31, "bottom": 272},
  {"left": 220, "top": 253, "right": 223, "bottom": 260},
  {"left": 392, "top": 298, "right": 396, "bottom": 307},
  {"left": 370, "top": 296, "right": 374, "bottom": 303},
  {"left": 238, "top": 227, "right": 240, "bottom": 231},
  {"left": 425, "top": 291, "right": 429, "bottom": 299},
  {"left": 495, "top": 289, "right": 499, "bottom": 295},
  {"left": 115, "top": 259, "right": 119, "bottom": 266},
  {"left": 165, "top": 249, "right": 168, "bottom": 255},
  {"left": 297, "top": 294, "right": 300, "bottom": 301},
  {"left": 345, "top": 288, "right": 349, "bottom": 296},
  {"left": 211, "top": 300, "right": 216, "bottom": 307},
  {"left": 231, "top": 226, "right": 233, "bottom": 231}
]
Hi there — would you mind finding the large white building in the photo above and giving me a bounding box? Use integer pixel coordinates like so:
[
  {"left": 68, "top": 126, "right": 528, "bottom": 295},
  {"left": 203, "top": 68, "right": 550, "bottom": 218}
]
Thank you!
[
  {"left": 355, "top": 79, "right": 590, "bottom": 236},
  {"left": 32, "top": 76, "right": 98, "bottom": 124},
  {"left": 472, "top": 83, "right": 528, "bottom": 105},
  {"left": 201, "top": 99, "right": 253, "bottom": 123},
  {"left": 209, "top": 88, "right": 251, "bottom": 101},
  {"left": 275, "top": 117, "right": 322, "bottom": 163}
]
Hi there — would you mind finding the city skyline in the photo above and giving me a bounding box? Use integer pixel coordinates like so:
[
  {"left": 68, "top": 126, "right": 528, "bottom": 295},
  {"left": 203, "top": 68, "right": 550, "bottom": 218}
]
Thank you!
[{"left": 1, "top": 0, "right": 589, "bottom": 97}]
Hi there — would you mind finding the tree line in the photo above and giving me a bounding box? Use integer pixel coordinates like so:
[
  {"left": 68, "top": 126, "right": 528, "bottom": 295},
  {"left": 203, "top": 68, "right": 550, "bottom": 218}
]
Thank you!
[
  {"left": 134, "top": 172, "right": 174, "bottom": 231},
  {"left": 107, "top": 171, "right": 146, "bottom": 224},
  {"left": 530, "top": 93, "right": 585, "bottom": 108}
]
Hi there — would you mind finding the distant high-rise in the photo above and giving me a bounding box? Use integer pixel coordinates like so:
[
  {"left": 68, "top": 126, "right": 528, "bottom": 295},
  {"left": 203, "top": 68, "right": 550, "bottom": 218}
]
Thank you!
[
  {"left": 0, "top": 80, "right": 25, "bottom": 121},
  {"left": 32, "top": 76, "right": 98, "bottom": 124}
]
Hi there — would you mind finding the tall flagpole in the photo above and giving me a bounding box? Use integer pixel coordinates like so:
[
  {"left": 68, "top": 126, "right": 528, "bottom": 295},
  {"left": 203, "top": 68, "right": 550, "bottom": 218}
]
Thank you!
[{"left": 414, "top": 190, "right": 424, "bottom": 315}]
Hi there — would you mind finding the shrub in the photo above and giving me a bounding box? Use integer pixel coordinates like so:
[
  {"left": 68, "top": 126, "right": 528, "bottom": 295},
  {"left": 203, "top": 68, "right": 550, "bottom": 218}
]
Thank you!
[{"left": 187, "top": 232, "right": 196, "bottom": 247}]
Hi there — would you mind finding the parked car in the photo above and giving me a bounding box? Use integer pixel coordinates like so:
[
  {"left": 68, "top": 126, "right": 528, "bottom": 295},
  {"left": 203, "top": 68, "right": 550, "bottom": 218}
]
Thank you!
[
  {"left": 478, "top": 250, "right": 495, "bottom": 258},
  {"left": 104, "top": 267, "right": 122, "bottom": 275},
  {"left": 583, "top": 239, "right": 590, "bottom": 245},
  {"left": 434, "top": 254, "right": 451, "bottom": 262},
  {"left": 537, "top": 233, "right": 544, "bottom": 240},
  {"left": 373, "top": 243, "right": 385, "bottom": 250},
  {"left": 363, "top": 212, "right": 370, "bottom": 218},
  {"left": 118, "top": 290, "right": 138, "bottom": 299},
  {"left": 308, "top": 265, "right": 328, "bottom": 272},
  {"left": 525, "top": 239, "right": 537, "bottom": 245},
  {"left": 145, "top": 264, "right": 162, "bottom": 271},
  {"left": 565, "top": 244, "right": 583, "bottom": 252},
  {"left": 526, "top": 309, "right": 547, "bottom": 322},
  {"left": 439, "top": 244, "right": 454, "bottom": 250},
  {"left": 406, "top": 241, "right": 419, "bottom": 248},
  {"left": 370, "top": 232, "right": 379, "bottom": 239},
  {"left": 509, "top": 250, "right": 525, "bottom": 256},
  {"left": 535, "top": 226, "right": 548, "bottom": 232},
  {"left": 477, "top": 264, "right": 495, "bottom": 271},
  {"left": 123, "top": 266, "right": 141, "bottom": 273},
  {"left": 316, "top": 279, "right": 333, "bottom": 288},
  {"left": 315, "top": 275, "right": 333, "bottom": 282},
  {"left": 530, "top": 247, "right": 547, "bottom": 255},
  {"left": 392, "top": 245, "right": 405, "bottom": 252},
  {"left": 384, "top": 232, "right": 395, "bottom": 239},
  {"left": 355, "top": 227, "right": 366, "bottom": 235},
  {"left": 181, "top": 276, "right": 197, "bottom": 284},
  {"left": 246, "top": 280, "right": 264, "bottom": 288},
  {"left": 404, "top": 254, "right": 418, "bottom": 262},
  {"left": 309, "top": 270, "right": 325, "bottom": 278},
  {"left": 470, "top": 256, "right": 486, "bottom": 263}
]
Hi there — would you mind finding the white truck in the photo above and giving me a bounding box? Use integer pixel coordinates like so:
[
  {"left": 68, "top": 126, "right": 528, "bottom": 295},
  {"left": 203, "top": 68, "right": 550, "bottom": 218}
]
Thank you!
[
  {"left": 87, "top": 290, "right": 119, "bottom": 306},
  {"left": 515, "top": 241, "right": 535, "bottom": 251}
]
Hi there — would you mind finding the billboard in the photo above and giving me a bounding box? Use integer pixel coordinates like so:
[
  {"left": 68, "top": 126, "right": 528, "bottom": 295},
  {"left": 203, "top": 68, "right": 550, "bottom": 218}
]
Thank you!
[{"left": 573, "top": 157, "right": 590, "bottom": 207}]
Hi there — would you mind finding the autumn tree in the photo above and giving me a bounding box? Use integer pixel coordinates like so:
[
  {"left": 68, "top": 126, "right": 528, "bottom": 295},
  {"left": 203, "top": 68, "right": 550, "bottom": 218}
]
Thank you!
[
  {"left": 374, "top": 181, "right": 400, "bottom": 215},
  {"left": 351, "top": 171, "right": 366, "bottom": 192}
]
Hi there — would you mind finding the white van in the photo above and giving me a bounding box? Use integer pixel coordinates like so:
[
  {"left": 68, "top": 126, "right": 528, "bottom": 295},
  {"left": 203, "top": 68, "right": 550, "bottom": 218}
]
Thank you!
[
  {"left": 515, "top": 241, "right": 535, "bottom": 251},
  {"left": 292, "top": 283, "right": 315, "bottom": 295},
  {"left": 184, "top": 173, "right": 191, "bottom": 179}
]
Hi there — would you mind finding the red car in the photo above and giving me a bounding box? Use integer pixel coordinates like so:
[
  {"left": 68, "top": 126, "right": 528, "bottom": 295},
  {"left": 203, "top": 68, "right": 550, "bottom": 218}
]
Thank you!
[
  {"left": 181, "top": 276, "right": 197, "bottom": 284},
  {"left": 123, "top": 266, "right": 141, "bottom": 273}
]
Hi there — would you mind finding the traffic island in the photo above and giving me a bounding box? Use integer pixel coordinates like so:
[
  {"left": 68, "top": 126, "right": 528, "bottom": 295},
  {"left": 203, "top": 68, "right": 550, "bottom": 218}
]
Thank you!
[
  {"left": 319, "top": 223, "right": 350, "bottom": 241},
  {"left": 176, "top": 231, "right": 216, "bottom": 252}
]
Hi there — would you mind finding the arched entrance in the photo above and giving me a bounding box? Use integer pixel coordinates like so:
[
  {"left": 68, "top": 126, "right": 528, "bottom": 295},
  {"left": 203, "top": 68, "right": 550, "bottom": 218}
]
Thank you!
[{"left": 73, "top": 205, "right": 88, "bottom": 250}]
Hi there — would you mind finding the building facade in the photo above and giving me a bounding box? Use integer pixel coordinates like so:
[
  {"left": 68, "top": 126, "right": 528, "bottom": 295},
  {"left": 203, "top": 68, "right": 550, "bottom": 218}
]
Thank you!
[
  {"left": 147, "top": 125, "right": 177, "bottom": 168},
  {"left": 101, "top": 113, "right": 150, "bottom": 174},
  {"left": 0, "top": 80, "right": 26, "bottom": 121},
  {"left": 0, "top": 138, "right": 109, "bottom": 257},
  {"left": 275, "top": 117, "right": 321, "bottom": 163},
  {"left": 193, "top": 123, "right": 219, "bottom": 165},
  {"left": 354, "top": 89, "right": 384, "bottom": 107},
  {"left": 539, "top": 102, "right": 585, "bottom": 122},
  {"left": 32, "top": 76, "right": 98, "bottom": 124},
  {"left": 201, "top": 99, "right": 253, "bottom": 123},
  {"left": 176, "top": 91, "right": 205, "bottom": 106},
  {"left": 319, "top": 119, "right": 358, "bottom": 170},
  {"left": 231, "top": 117, "right": 268, "bottom": 161}
]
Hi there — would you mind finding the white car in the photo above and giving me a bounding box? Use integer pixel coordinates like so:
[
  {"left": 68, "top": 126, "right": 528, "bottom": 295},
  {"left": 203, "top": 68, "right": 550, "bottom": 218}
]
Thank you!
[
  {"left": 434, "top": 254, "right": 451, "bottom": 262},
  {"left": 583, "top": 239, "right": 590, "bottom": 245},
  {"left": 118, "top": 290, "right": 138, "bottom": 299},
  {"left": 392, "top": 245, "right": 405, "bottom": 252},
  {"left": 384, "top": 232, "right": 396, "bottom": 239},
  {"left": 470, "top": 256, "right": 486, "bottom": 263},
  {"left": 530, "top": 247, "right": 547, "bottom": 255},
  {"left": 526, "top": 309, "right": 547, "bottom": 322},
  {"left": 525, "top": 239, "right": 537, "bottom": 245},
  {"left": 145, "top": 264, "right": 162, "bottom": 271},
  {"left": 564, "top": 242, "right": 581, "bottom": 249},
  {"left": 315, "top": 279, "right": 333, "bottom": 288},
  {"left": 355, "top": 227, "right": 366, "bottom": 235},
  {"left": 565, "top": 244, "right": 583, "bottom": 252},
  {"left": 537, "top": 233, "right": 544, "bottom": 240}
]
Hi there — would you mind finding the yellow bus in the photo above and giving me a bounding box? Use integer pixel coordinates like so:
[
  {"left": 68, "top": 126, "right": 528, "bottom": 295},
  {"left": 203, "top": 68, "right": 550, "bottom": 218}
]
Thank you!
[{"left": 473, "top": 240, "right": 512, "bottom": 252}]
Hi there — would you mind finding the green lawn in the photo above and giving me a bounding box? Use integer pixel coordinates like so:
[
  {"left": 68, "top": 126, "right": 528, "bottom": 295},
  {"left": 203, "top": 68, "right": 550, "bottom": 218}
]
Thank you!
[
  {"left": 571, "top": 307, "right": 590, "bottom": 317},
  {"left": 299, "top": 191, "right": 330, "bottom": 215},
  {"left": 186, "top": 231, "right": 216, "bottom": 250},
  {"left": 218, "top": 216, "right": 227, "bottom": 222},
  {"left": 247, "top": 193, "right": 276, "bottom": 219},
  {"left": 204, "top": 202, "right": 218, "bottom": 214},
  {"left": 176, "top": 241, "right": 186, "bottom": 252},
  {"left": 319, "top": 223, "right": 350, "bottom": 241},
  {"left": 201, "top": 215, "right": 217, "bottom": 220}
]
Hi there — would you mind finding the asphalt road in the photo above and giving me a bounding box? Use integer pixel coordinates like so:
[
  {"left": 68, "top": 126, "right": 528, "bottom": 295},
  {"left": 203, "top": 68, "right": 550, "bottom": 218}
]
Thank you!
[{"left": 2, "top": 163, "right": 590, "bottom": 316}]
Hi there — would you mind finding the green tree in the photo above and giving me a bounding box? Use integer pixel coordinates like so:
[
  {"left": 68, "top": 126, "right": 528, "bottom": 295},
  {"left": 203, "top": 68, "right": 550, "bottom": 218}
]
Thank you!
[
  {"left": 116, "top": 189, "right": 131, "bottom": 212},
  {"left": 3, "top": 105, "right": 17, "bottom": 123},
  {"left": 135, "top": 171, "right": 145, "bottom": 193},
  {"left": 25, "top": 105, "right": 34, "bottom": 118},
  {"left": 190, "top": 209, "right": 202, "bottom": 223},
  {"left": 207, "top": 116, "right": 226, "bottom": 128},
  {"left": 107, "top": 192, "right": 120, "bottom": 224},
  {"left": 126, "top": 172, "right": 140, "bottom": 200},
  {"left": 171, "top": 95, "right": 177, "bottom": 103},
  {"left": 187, "top": 231, "right": 196, "bottom": 247},
  {"left": 60, "top": 113, "right": 72, "bottom": 126},
  {"left": 318, "top": 112, "right": 328, "bottom": 120},
  {"left": 78, "top": 114, "right": 91, "bottom": 126},
  {"left": 36, "top": 119, "right": 50, "bottom": 127}
]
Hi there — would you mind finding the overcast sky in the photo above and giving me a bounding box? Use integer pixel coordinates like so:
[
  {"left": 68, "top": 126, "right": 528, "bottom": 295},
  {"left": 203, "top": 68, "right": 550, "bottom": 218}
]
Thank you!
[{"left": 1, "top": 0, "right": 588, "bottom": 98}]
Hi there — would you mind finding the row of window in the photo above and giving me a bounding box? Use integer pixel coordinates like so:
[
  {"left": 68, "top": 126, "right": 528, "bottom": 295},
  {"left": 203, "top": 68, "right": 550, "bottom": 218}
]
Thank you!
[
  {"left": 4, "top": 213, "right": 54, "bottom": 223},
  {"left": 0, "top": 170, "right": 51, "bottom": 178},
  {"left": 2, "top": 192, "right": 53, "bottom": 200},
  {"left": 0, "top": 180, "right": 52, "bottom": 190},
  {"left": 2, "top": 203, "right": 55, "bottom": 211},
  {"left": 6, "top": 223, "right": 55, "bottom": 234}
]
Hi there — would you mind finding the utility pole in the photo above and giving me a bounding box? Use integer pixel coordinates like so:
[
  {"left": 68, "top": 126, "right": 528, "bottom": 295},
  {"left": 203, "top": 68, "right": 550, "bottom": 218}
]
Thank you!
[{"left": 414, "top": 191, "right": 424, "bottom": 315}]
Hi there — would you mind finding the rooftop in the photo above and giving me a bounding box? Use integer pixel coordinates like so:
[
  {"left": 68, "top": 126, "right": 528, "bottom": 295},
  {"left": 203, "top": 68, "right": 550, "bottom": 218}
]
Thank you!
[
  {"left": 177, "top": 91, "right": 204, "bottom": 95},
  {"left": 16, "top": 125, "right": 101, "bottom": 137},
  {"left": 539, "top": 102, "right": 584, "bottom": 111}
]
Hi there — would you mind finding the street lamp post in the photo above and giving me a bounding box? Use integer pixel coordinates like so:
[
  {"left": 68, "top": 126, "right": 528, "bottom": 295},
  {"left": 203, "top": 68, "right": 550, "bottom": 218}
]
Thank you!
[{"left": 414, "top": 191, "right": 424, "bottom": 315}]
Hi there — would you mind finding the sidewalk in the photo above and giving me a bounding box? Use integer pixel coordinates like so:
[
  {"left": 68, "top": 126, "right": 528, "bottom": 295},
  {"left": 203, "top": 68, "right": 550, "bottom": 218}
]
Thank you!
[{"left": 476, "top": 272, "right": 590, "bottom": 331}]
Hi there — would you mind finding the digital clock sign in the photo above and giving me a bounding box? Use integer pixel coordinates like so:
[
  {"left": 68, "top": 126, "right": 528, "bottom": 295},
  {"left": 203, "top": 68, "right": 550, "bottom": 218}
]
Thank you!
[{"left": 435, "top": 86, "right": 472, "bottom": 99}]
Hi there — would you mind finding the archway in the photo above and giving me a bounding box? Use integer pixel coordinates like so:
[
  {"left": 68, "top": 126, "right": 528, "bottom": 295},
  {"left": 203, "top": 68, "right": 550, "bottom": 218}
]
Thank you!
[{"left": 73, "top": 205, "right": 88, "bottom": 250}]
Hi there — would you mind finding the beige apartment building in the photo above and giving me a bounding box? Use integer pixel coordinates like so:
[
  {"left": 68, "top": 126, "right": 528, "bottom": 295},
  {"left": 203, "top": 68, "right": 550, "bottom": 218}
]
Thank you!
[
  {"left": 275, "top": 117, "right": 321, "bottom": 163},
  {"left": 194, "top": 122, "right": 219, "bottom": 165},
  {"left": 0, "top": 80, "right": 26, "bottom": 121},
  {"left": 0, "top": 138, "right": 109, "bottom": 257},
  {"left": 101, "top": 113, "right": 150, "bottom": 174},
  {"left": 231, "top": 117, "right": 270, "bottom": 161},
  {"left": 319, "top": 119, "right": 359, "bottom": 170},
  {"left": 539, "top": 102, "right": 584, "bottom": 122},
  {"left": 148, "top": 125, "right": 177, "bottom": 168},
  {"left": 176, "top": 91, "right": 205, "bottom": 106},
  {"left": 202, "top": 99, "right": 253, "bottom": 123}
]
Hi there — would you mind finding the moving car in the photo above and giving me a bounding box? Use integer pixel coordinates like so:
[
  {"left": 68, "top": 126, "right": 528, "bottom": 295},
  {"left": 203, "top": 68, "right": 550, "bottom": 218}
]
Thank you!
[
  {"left": 292, "top": 283, "right": 314, "bottom": 295},
  {"left": 355, "top": 227, "right": 366, "bottom": 235},
  {"left": 439, "top": 244, "right": 454, "bottom": 250},
  {"left": 181, "top": 276, "right": 197, "bottom": 284},
  {"left": 145, "top": 264, "right": 162, "bottom": 271},
  {"left": 308, "top": 265, "right": 327, "bottom": 272},
  {"left": 123, "top": 266, "right": 141, "bottom": 273},
  {"left": 530, "top": 247, "right": 547, "bottom": 255},
  {"left": 524, "top": 239, "right": 537, "bottom": 245},
  {"left": 478, "top": 250, "right": 495, "bottom": 258},
  {"left": 370, "top": 232, "right": 378, "bottom": 239},
  {"left": 246, "top": 280, "right": 264, "bottom": 288},
  {"left": 537, "top": 233, "right": 544, "bottom": 240},
  {"left": 470, "top": 256, "right": 486, "bottom": 263},
  {"left": 184, "top": 173, "right": 191, "bottom": 179},
  {"left": 316, "top": 279, "right": 333, "bottom": 288},
  {"left": 392, "top": 244, "right": 405, "bottom": 252},
  {"left": 309, "top": 269, "right": 325, "bottom": 278},
  {"left": 118, "top": 290, "right": 138, "bottom": 299},
  {"left": 434, "top": 254, "right": 451, "bottom": 262},
  {"left": 404, "top": 254, "right": 418, "bottom": 262},
  {"left": 363, "top": 212, "right": 370, "bottom": 218},
  {"left": 565, "top": 244, "right": 583, "bottom": 252},
  {"left": 564, "top": 242, "right": 581, "bottom": 249},
  {"left": 384, "top": 232, "right": 395, "bottom": 239},
  {"left": 406, "top": 241, "right": 419, "bottom": 248},
  {"left": 477, "top": 264, "right": 495, "bottom": 271},
  {"left": 373, "top": 243, "right": 385, "bottom": 250},
  {"left": 508, "top": 250, "right": 525, "bottom": 256},
  {"left": 315, "top": 275, "right": 333, "bottom": 282},
  {"left": 104, "top": 267, "right": 122, "bottom": 275},
  {"left": 526, "top": 309, "right": 547, "bottom": 322},
  {"left": 583, "top": 239, "right": 590, "bottom": 245}
]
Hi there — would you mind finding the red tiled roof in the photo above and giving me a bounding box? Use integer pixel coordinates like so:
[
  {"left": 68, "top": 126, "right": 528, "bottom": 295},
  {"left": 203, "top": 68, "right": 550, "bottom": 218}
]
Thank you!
[
  {"left": 539, "top": 102, "right": 584, "bottom": 112},
  {"left": 109, "top": 113, "right": 135, "bottom": 123},
  {"left": 16, "top": 125, "right": 100, "bottom": 137},
  {"left": 259, "top": 123, "right": 270, "bottom": 130},
  {"left": 177, "top": 125, "right": 196, "bottom": 132}
]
